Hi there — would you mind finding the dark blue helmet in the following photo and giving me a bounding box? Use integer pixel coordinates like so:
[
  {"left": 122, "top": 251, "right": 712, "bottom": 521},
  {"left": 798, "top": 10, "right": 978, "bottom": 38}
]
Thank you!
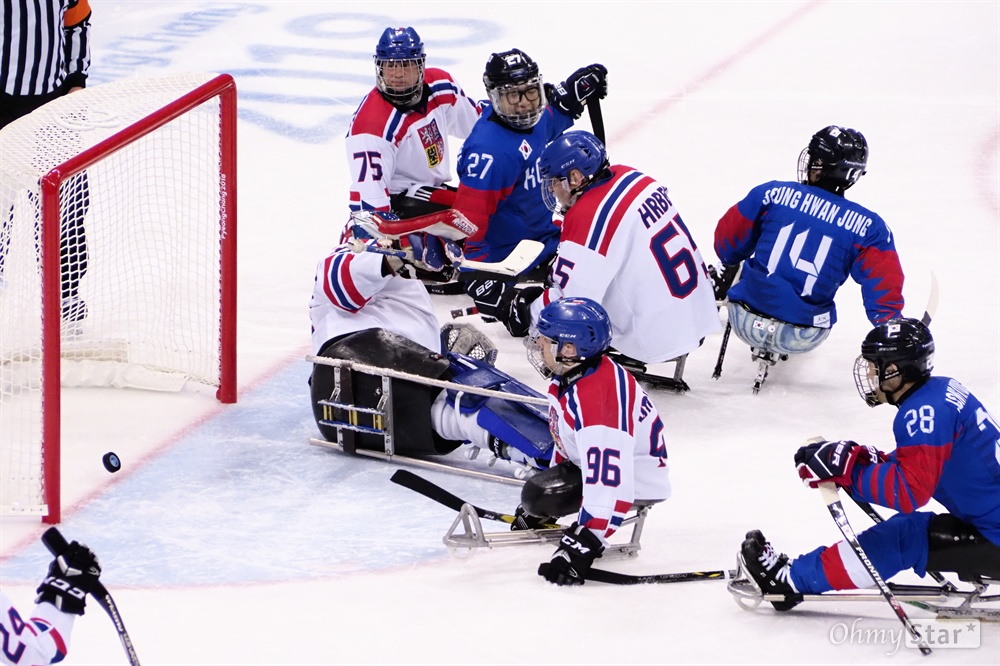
[
  {"left": 375, "top": 26, "right": 425, "bottom": 60},
  {"left": 483, "top": 49, "right": 546, "bottom": 129},
  {"left": 374, "top": 27, "right": 426, "bottom": 106},
  {"left": 536, "top": 297, "right": 612, "bottom": 361},
  {"left": 538, "top": 131, "right": 609, "bottom": 213},
  {"left": 853, "top": 318, "right": 934, "bottom": 406},
  {"left": 797, "top": 125, "right": 868, "bottom": 194}
]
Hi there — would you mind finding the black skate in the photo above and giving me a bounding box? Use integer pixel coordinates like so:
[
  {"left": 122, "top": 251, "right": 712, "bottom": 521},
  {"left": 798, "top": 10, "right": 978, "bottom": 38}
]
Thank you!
[{"left": 738, "top": 530, "right": 803, "bottom": 611}]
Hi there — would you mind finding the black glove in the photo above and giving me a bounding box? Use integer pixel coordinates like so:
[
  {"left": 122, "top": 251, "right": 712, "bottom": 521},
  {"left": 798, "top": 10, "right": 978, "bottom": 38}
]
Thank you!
[
  {"left": 537, "top": 522, "right": 604, "bottom": 586},
  {"left": 498, "top": 286, "right": 544, "bottom": 338},
  {"left": 511, "top": 504, "right": 553, "bottom": 531},
  {"left": 707, "top": 263, "right": 739, "bottom": 302},
  {"left": 35, "top": 542, "right": 101, "bottom": 615},
  {"left": 464, "top": 277, "right": 511, "bottom": 319},
  {"left": 548, "top": 64, "right": 608, "bottom": 119},
  {"left": 794, "top": 439, "right": 884, "bottom": 489}
]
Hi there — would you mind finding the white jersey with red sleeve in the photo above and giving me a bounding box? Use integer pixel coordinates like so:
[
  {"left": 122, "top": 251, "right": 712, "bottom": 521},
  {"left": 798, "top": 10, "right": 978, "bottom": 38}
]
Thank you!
[
  {"left": 533, "top": 166, "right": 722, "bottom": 363},
  {"left": 546, "top": 357, "right": 672, "bottom": 544},
  {"left": 308, "top": 242, "right": 441, "bottom": 355},
  {"left": 345, "top": 68, "right": 480, "bottom": 213},
  {"left": 0, "top": 592, "right": 74, "bottom": 666}
]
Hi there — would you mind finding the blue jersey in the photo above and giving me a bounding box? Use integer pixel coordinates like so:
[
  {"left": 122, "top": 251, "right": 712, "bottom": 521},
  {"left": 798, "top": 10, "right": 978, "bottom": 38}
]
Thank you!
[
  {"left": 849, "top": 377, "right": 1000, "bottom": 545},
  {"left": 714, "top": 180, "right": 904, "bottom": 327},
  {"left": 453, "top": 104, "right": 573, "bottom": 264}
]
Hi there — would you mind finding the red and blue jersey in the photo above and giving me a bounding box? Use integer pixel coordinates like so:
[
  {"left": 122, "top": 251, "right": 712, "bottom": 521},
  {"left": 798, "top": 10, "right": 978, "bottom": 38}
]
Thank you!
[
  {"left": 848, "top": 377, "right": 1000, "bottom": 544},
  {"left": 345, "top": 68, "right": 480, "bottom": 214},
  {"left": 714, "top": 180, "right": 903, "bottom": 327},
  {"left": 785, "top": 376, "right": 999, "bottom": 595},
  {"left": 546, "top": 357, "right": 671, "bottom": 543},
  {"left": 453, "top": 105, "right": 573, "bottom": 264}
]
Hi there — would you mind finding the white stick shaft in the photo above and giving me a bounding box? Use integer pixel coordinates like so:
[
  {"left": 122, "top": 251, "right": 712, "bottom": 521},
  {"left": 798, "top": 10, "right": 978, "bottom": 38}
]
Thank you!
[{"left": 459, "top": 239, "right": 545, "bottom": 277}]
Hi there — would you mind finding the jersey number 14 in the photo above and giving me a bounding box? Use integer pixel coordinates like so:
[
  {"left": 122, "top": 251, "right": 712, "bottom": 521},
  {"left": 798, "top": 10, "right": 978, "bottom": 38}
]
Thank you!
[{"left": 766, "top": 223, "right": 833, "bottom": 297}]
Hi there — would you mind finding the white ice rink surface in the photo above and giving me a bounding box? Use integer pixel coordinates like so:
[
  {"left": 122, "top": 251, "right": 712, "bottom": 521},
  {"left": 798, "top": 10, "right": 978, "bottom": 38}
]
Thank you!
[{"left": 1, "top": 1, "right": 998, "bottom": 664}]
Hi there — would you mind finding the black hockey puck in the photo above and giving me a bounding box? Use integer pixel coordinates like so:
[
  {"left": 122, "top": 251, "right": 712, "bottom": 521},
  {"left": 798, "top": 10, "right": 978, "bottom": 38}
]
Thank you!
[{"left": 102, "top": 452, "right": 121, "bottom": 473}]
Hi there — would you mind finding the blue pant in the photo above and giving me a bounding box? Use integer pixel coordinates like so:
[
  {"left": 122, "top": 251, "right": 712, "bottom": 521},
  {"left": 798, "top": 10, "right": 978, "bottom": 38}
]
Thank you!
[{"left": 790, "top": 511, "right": 935, "bottom": 593}]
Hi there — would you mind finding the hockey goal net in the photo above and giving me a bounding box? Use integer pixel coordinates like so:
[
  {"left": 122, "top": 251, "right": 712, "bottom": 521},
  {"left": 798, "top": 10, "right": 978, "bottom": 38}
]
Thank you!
[{"left": 0, "top": 72, "right": 237, "bottom": 523}]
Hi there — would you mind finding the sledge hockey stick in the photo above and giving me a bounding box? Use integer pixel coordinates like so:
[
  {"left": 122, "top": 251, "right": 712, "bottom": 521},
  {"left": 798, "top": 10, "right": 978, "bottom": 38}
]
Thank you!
[
  {"left": 920, "top": 271, "right": 939, "bottom": 326},
  {"left": 395, "top": 470, "right": 735, "bottom": 585},
  {"left": 390, "top": 469, "right": 560, "bottom": 529},
  {"left": 846, "top": 495, "right": 952, "bottom": 589},
  {"left": 457, "top": 239, "right": 546, "bottom": 279},
  {"left": 587, "top": 95, "right": 605, "bottom": 144},
  {"left": 710, "top": 264, "right": 741, "bottom": 380},
  {"left": 537, "top": 563, "right": 737, "bottom": 585},
  {"left": 41, "top": 527, "right": 142, "bottom": 666},
  {"left": 358, "top": 238, "right": 545, "bottom": 279},
  {"left": 450, "top": 306, "right": 497, "bottom": 323},
  {"left": 712, "top": 320, "right": 731, "bottom": 380},
  {"left": 818, "top": 483, "right": 931, "bottom": 656}
]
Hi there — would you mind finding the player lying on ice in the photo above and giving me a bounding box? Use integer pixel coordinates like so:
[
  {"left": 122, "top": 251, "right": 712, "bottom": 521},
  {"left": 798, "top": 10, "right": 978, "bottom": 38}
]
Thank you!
[
  {"left": 308, "top": 211, "right": 554, "bottom": 477},
  {"left": 506, "top": 297, "right": 672, "bottom": 585},
  {"left": 735, "top": 318, "right": 1000, "bottom": 610}
]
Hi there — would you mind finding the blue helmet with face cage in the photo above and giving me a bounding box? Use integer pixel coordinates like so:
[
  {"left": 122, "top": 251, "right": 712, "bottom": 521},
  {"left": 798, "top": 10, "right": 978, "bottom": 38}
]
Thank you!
[
  {"left": 536, "top": 297, "right": 612, "bottom": 360},
  {"left": 538, "top": 131, "right": 609, "bottom": 213},
  {"left": 374, "top": 27, "right": 426, "bottom": 106}
]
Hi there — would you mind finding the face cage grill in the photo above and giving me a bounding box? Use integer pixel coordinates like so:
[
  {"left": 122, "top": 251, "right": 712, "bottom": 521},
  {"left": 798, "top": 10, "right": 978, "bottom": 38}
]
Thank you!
[
  {"left": 796, "top": 147, "right": 812, "bottom": 182},
  {"left": 524, "top": 335, "right": 552, "bottom": 379},
  {"left": 853, "top": 355, "right": 884, "bottom": 407},
  {"left": 488, "top": 78, "right": 546, "bottom": 129},
  {"left": 542, "top": 177, "right": 572, "bottom": 215},
  {"left": 375, "top": 57, "right": 426, "bottom": 106}
]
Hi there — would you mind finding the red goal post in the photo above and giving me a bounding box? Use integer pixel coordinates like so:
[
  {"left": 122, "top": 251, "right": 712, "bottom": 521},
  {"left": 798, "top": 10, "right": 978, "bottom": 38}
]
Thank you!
[{"left": 0, "top": 73, "right": 238, "bottom": 523}]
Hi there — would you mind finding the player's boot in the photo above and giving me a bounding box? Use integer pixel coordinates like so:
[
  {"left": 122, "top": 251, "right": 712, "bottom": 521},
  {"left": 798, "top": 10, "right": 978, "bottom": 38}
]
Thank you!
[
  {"left": 486, "top": 436, "right": 545, "bottom": 479},
  {"left": 739, "top": 530, "right": 803, "bottom": 611},
  {"left": 462, "top": 437, "right": 544, "bottom": 479},
  {"left": 509, "top": 504, "right": 555, "bottom": 531}
]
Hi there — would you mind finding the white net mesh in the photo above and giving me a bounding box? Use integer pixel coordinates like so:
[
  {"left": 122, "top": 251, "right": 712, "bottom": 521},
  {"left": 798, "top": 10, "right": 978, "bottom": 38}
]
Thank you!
[{"left": 0, "top": 72, "right": 231, "bottom": 516}]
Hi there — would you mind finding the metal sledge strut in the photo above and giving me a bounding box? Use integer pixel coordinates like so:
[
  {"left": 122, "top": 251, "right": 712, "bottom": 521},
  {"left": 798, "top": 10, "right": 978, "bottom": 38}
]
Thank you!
[{"left": 443, "top": 500, "right": 659, "bottom": 560}]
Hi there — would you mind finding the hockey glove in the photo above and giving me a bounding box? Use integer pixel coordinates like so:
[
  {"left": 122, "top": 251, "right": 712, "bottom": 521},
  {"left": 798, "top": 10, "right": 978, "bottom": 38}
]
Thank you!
[
  {"left": 464, "top": 277, "right": 511, "bottom": 319},
  {"left": 547, "top": 64, "right": 608, "bottom": 119},
  {"left": 794, "top": 439, "right": 884, "bottom": 489},
  {"left": 498, "top": 286, "right": 544, "bottom": 338},
  {"left": 538, "top": 522, "right": 604, "bottom": 586},
  {"left": 35, "top": 541, "right": 101, "bottom": 615},
  {"left": 406, "top": 233, "right": 463, "bottom": 277},
  {"left": 707, "top": 263, "right": 740, "bottom": 303}
]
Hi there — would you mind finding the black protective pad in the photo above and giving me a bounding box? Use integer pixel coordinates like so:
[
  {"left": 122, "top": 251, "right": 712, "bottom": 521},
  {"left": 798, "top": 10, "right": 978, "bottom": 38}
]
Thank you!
[
  {"left": 926, "top": 514, "right": 1000, "bottom": 581},
  {"left": 311, "top": 329, "right": 459, "bottom": 456},
  {"left": 389, "top": 192, "right": 450, "bottom": 218},
  {"left": 521, "top": 461, "right": 583, "bottom": 518}
]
